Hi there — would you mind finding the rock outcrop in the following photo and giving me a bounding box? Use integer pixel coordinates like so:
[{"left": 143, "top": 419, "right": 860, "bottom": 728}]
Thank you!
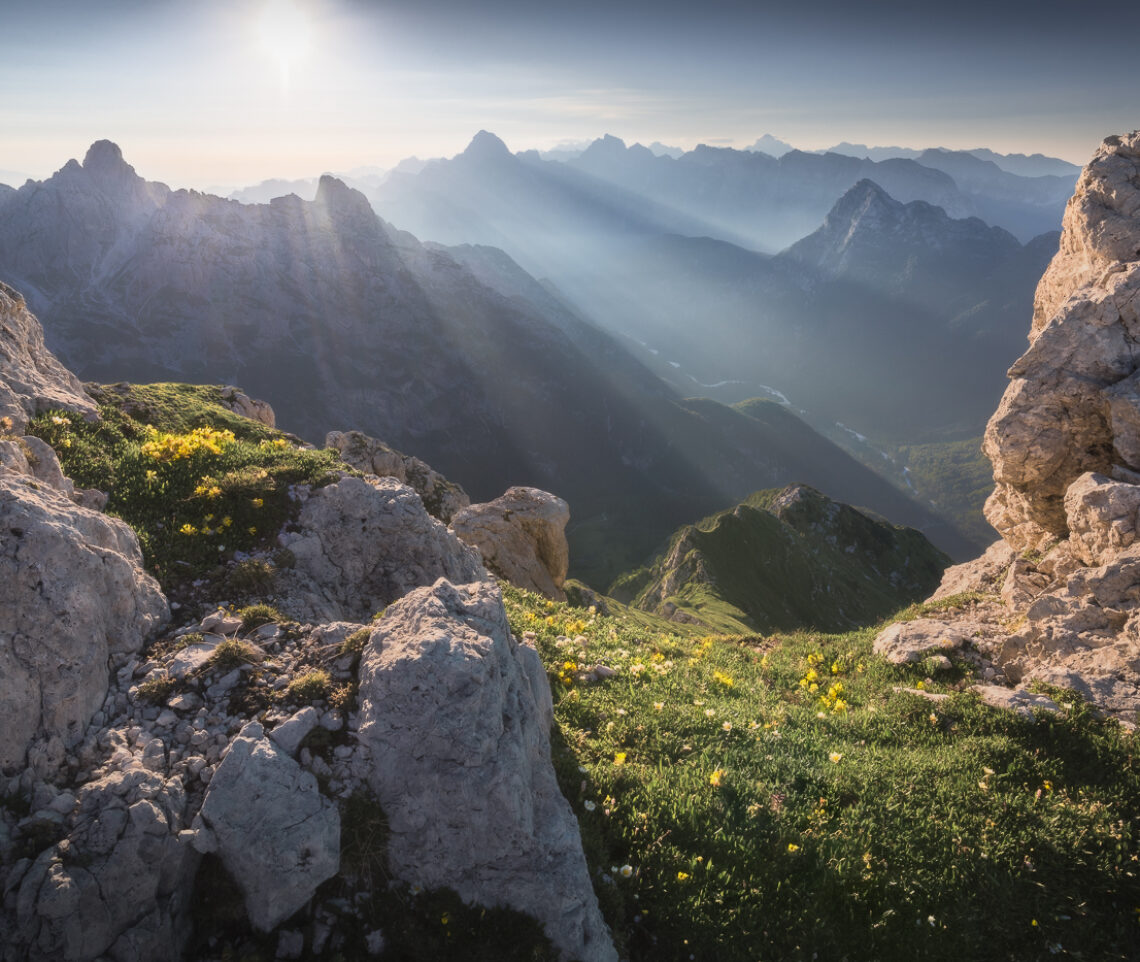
[
  {"left": 357, "top": 579, "right": 616, "bottom": 962},
  {"left": 450, "top": 486, "right": 571, "bottom": 601},
  {"left": 984, "top": 132, "right": 1140, "bottom": 551},
  {"left": 880, "top": 133, "right": 1140, "bottom": 721},
  {"left": 274, "top": 475, "right": 485, "bottom": 622},
  {"left": 325, "top": 429, "right": 470, "bottom": 522},
  {"left": 0, "top": 440, "right": 168, "bottom": 775},
  {"left": 220, "top": 386, "right": 275, "bottom": 428},
  {"left": 0, "top": 282, "right": 96, "bottom": 431}
]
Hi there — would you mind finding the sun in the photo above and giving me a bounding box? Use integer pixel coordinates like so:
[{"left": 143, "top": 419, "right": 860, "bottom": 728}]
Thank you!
[{"left": 257, "top": 0, "right": 312, "bottom": 87}]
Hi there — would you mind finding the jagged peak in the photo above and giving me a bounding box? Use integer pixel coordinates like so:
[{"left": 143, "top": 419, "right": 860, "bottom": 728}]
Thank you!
[
  {"left": 462, "top": 130, "right": 512, "bottom": 161},
  {"left": 314, "top": 173, "right": 373, "bottom": 217},
  {"left": 827, "top": 178, "right": 903, "bottom": 223},
  {"left": 584, "top": 133, "right": 627, "bottom": 154},
  {"left": 82, "top": 140, "right": 138, "bottom": 182}
]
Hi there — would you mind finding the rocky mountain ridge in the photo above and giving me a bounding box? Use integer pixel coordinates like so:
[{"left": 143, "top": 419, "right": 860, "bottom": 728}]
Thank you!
[{"left": 372, "top": 132, "right": 1056, "bottom": 447}]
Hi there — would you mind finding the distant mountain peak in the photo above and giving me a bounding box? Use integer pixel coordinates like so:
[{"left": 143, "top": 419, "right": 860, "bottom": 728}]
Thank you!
[
  {"left": 830, "top": 178, "right": 903, "bottom": 221},
  {"left": 81, "top": 140, "right": 138, "bottom": 184},
  {"left": 314, "top": 174, "right": 375, "bottom": 222},
  {"left": 594, "top": 134, "right": 627, "bottom": 151},
  {"left": 747, "top": 134, "right": 794, "bottom": 157},
  {"left": 462, "top": 130, "right": 512, "bottom": 161}
]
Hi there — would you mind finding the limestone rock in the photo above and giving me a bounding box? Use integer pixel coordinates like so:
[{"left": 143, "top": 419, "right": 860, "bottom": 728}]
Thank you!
[
  {"left": 931, "top": 539, "right": 1014, "bottom": 599},
  {"left": 0, "top": 472, "right": 168, "bottom": 774},
  {"left": 275, "top": 475, "right": 484, "bottom": 622},
  {"left": 984, "top": 133, "right": 1140, "bottom": 551},
  {"left": 1031, "top": 132, "right": 1140, "bottom": 339},
  {"left": 872, "top": 620, "right": 970, "bottom": 665},
  {"left": 1064, "top": 472, "right": 1140, "bottom": 566},
  {"left": 450, "top": 487, "right": 570, "bottom": 601},
  {"left": 191, "top": 722, "right": 340, "bottom": 932},
  {"left": 220, "top": 385, "right": 275, "bottom": 428},
  {"left": 325, "top": 429, "right": 470, "bottom": 522},
  {"left": 357, "top": 579, "right": 616, "bottom": 962},
  {"left": 0, "top": 281, "right": 97, "bottom": 432},
  {"left": 3, "top": 765, "right": 196, "bottom": 962},
  {"left": 971, "top": 685, "right": 1062, "bottom": 718}
]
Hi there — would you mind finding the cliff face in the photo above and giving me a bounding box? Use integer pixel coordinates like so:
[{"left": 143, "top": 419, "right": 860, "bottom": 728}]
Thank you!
[
  {"left": 878, "top": 132, "right": 1140, "bottom": 721},
  {"left": 984, "top": 132, "right": 1140, "bottom": 552}
]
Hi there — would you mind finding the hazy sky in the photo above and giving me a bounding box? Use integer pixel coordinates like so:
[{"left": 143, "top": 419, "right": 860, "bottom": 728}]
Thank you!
[{"left": 2, "top": 0, "right": 1138, "bottom": 190}]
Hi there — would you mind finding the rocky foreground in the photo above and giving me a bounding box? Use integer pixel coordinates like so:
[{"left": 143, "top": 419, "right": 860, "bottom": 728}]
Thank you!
[
  {"left": 876, "top": 132, "right": 1140, "bottom": 722},
  {"left": 0, "top": 282, "right": 613, "bottom": 960}
]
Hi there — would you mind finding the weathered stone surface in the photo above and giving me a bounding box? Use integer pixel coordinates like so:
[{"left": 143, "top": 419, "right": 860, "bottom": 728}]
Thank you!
[
  {"left": 931, "top": 539, "right": 1014, "bottom": 599},
  {"left": 357, "top": 579, "right": 616, "bottom": 962},
  {"left": 1032, "top": 132, "right": 1140, "bottom": 339},
  {"left": 191, "top": 722, "right": 339, "bottom": 932},
  {"left": 269, "top": 708, "right": 320, "bottom": 758},
  {"left": 450, "top": 487, "right": 570, "bottom": 601},
  {"left": 3, "top": 764, "right": 196, "bottom": 962},
  {"left": 220, "top": 385, "right": 275, "bottom": 427},
  {"left": 275, "top": 475, "right": 484, "bottom": 622},
  {"left": 0, "top": 281, "right": 97, "bottom": 432},
  {"left": 325, "top": 429, "right": 470, "bottom": 522},
  {"left": 0, "top": 471, "right": 168, "bottom": 774},
  {"left": 971, "top": 685, "right": 1062, "bottom": 718},
  {"left": 872, "top": 620, "right": 970, "bottom": 665},
  {"left": 1064, "top": 472, "right": 1140, "bottom": 566},
  {"left": 984, "top": 132, "right": 1140, "bottom": 551}
]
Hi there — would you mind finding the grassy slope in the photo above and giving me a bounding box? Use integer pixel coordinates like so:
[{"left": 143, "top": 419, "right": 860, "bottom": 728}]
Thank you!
[
  {"left": 25, "top": 382, "right": 346, "bottom": 595},
  {"left": 505, "top": 586, "right": 1140, "bottom": 962},
  {"left": 616, "top": 486, "right": 948, "bottom": 635}
]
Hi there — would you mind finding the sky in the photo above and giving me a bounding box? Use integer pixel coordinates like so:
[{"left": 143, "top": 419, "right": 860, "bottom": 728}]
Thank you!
[{"left": 2, "top": 0, "right": 1138, "bottom": 191}]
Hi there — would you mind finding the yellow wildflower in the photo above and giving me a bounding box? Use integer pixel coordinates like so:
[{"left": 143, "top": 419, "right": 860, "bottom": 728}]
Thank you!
[
  {"left": 787, "top": 843, "right": 800, "bottom": 853},
  {"left": 829, "top": 752, "right": 843, "bottom": 764},
  {"left": 251, "top": 497, "right": 264, "bottom": 508},
  {"left": 676, "top": 871, "right": 689, "bottom": 881},
  {"left": 179, "top": 523, "right": 197, "bottom": 536},
  {"left": 613, "top": 752, "right": 627, "bottom": 766},
  {"left": 709, "top": 769, "right": 725, "bottom": 787}
]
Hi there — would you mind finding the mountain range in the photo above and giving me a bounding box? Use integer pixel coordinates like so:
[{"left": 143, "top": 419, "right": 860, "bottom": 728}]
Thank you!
[
  {"left": 0, "top": 141, "right": 975, "bottom": 587},
  {"left": 368, "top": 132, "right": 1057, "bottom": 445}
]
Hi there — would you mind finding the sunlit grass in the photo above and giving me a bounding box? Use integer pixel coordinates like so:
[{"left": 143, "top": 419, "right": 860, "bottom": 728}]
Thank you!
[{"left": 504, "top": 585, "right": 1140, "bottom": 961}]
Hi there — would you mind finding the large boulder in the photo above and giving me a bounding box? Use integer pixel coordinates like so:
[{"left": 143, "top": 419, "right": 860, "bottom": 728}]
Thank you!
[
  {"left": 189, "top": 722, "right": 340, "bottom": 932},
  {"left": 274, "top": 475, "right": 485, "bottom": 622},
  {"left": 357, "top": 579, "right": 616, "bottom": 962},
  {"left": 450, "top": 487, "right": 570, "bottom": 601},
  {"left": 0, "top": 447, "right": 168, "bottom": 775},
  {"left": 0, "top": 282, "right": 97, "bottom": 432},
  {"left": 984, "top": 132, "right": 1140, "bottom": 551},
  {"left": 325, "top": 429, "right": 470, "bottom": 522}
]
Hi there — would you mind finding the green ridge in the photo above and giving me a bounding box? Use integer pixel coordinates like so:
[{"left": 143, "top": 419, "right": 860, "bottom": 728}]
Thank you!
[{"left": 618, "top": 484, "right": 949, "bottom": 634}]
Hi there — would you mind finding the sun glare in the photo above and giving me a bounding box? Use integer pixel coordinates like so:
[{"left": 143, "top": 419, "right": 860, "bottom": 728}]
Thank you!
[{"left": 257, "top": 0, "right": 312, "bottom": 90}]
